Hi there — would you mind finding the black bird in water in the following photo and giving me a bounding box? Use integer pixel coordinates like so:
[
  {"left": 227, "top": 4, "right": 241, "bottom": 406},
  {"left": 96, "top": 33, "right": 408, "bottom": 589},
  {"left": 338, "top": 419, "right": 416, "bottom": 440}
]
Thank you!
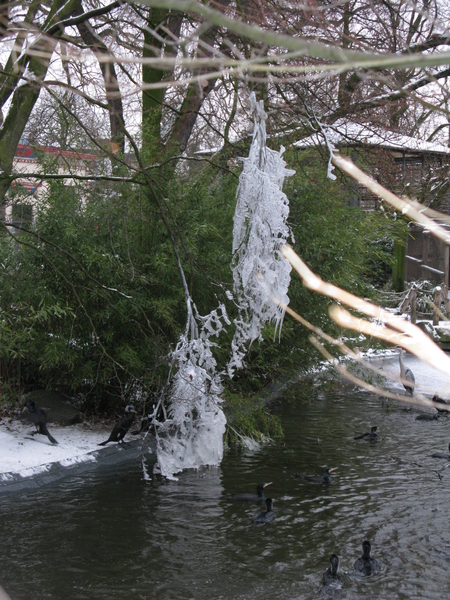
[
  {"left": 431, "top": 442, "right": 450, "bottom": 459},
  {"left": 98, "top": 405, "right": 136, "bottom": 446},
  {"left": 354, "top": 540, "right": 380, "bottom": 576},
  {"left": 252, "top": 497, "right": 276, "bottom": 524},
  {"left": 229, "top": 482, "right": 272, "bottom": 502},
  {"left": 21, "top": 400, "right": 58, "bottom": 445},
  {"left": 415, "top": 412, "right": 440, "bottom": 422},
  {"left": 300, "top": 467, "right": 337, "bottom": 484},
  {"left": 432, "top": 393, "right": 448, "bottom": 414},
  {"left": 354, "top": 426, "right": 379, "bottom": 441},
  {"left": 398, "top": 348, "right": 415, "bottom": 395},
  {"left": 322, "top": 554, "right": 344, "bottom": 589}
]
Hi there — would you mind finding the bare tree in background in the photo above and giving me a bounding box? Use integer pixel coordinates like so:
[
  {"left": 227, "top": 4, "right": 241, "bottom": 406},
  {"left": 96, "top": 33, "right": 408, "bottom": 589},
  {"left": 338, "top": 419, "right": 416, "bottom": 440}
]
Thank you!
[{"left": 0, "top": 0, "right": 450, "bottom": 289}]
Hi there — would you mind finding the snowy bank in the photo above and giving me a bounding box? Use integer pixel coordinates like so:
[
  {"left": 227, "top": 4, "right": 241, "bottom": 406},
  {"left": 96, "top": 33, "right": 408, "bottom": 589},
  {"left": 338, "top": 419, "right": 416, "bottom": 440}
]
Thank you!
[{"left": 0, "top": 418, "right": 155, "bottom": 493}]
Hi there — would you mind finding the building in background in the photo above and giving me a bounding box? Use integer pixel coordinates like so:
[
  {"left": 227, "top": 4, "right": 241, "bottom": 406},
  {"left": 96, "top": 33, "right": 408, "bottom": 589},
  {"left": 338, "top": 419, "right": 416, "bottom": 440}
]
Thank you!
[{"left": 5, "top": 140, "right": 97, "bottom": 229}]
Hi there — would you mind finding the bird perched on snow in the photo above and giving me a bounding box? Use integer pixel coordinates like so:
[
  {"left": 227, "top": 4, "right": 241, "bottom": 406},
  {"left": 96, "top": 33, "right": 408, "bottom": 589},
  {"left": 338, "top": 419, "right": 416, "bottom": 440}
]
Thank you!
[
  {"left": 21, "top": 399, "right": 58, "bottom": 445},
  {"left": 354, "top": 426, "right": 379, "bottom": 441},
  {"left": 431, "top": 393, "right": 448, "bottom": 414},
  {"left": 98, "top": 405, "right": 136, "bottom": 446},
  {"left": 398, "top": 348, "right": 415, "bottom": 395}
]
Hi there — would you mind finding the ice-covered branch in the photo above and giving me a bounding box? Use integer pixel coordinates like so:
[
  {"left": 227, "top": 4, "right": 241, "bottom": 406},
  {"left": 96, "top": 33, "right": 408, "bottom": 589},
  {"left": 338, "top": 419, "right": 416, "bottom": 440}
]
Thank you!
[{"left": 229, "top": 92, "right": 294, "bottom": 376}]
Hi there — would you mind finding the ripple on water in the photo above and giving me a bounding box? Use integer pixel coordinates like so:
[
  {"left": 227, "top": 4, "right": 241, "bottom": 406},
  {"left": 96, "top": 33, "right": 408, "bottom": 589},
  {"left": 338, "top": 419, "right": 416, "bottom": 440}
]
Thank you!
[{"left": 2, "top": 372, "right": 450, "bottom": 598}]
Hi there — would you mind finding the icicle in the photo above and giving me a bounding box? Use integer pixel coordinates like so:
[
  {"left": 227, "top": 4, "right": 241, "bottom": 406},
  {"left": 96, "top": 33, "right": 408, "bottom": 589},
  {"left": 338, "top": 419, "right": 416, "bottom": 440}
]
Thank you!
[{"left": 228, "top": 92, "right": 295, "bottom": 376}]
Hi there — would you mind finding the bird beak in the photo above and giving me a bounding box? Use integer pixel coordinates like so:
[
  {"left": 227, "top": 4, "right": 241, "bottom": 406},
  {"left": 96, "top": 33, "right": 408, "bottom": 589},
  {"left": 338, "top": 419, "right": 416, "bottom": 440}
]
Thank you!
[
  {"left": 328, "top": 467, "right": 338, "bottom": 473},
  {"left": 21, "top": 406, "right": 28, "bottom": 413},
  {"left": 263, "top": 482, "right": 273, "bottom": 488}
]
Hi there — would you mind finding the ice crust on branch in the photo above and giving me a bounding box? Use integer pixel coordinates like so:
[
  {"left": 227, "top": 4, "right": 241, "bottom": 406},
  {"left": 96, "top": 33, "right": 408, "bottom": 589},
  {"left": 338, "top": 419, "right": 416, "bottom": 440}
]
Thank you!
[
  {"left": 153, "top": 303, "right": 228, "bottom": 480},
  {"left": 152, "top": 93, "right": 293, "bottom": 478},
  {"left": 229, "top": 93, "right": 295, "bottom": 376}
]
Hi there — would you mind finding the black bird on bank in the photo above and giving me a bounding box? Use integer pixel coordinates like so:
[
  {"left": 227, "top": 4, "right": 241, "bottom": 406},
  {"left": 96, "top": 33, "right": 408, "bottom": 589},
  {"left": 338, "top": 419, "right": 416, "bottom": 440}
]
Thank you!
[
  {"left": 432, "top": 393, "right": 448, "bottom": 414},
  {"left": 322, "top": 554, "right": 344, "bottom": 589},
  {"left": 354, "top": 426, "right": 379, "bottom": 441},
  {"left": 299, "top": 467, "right": 337, "bottom": 484},
  {"left": 21, "top": 399, "right": 58, "bottom": 445},
  {"left": 252, "top": 497, "right": 276, "bottom": 524},
  {"left": 98, "top": 405, "right": 136, "bottom": 446},
  {"left": 229, "top": 482, "right": 273, "bottom": 502},
  {"left": 354, "top": 540, "right": 380, "bottom": 576},
  {"left": 415, "top": 412, "right": 440, "bottom": 421},
  {"left": 431, "top": 442, "right": 450, "bottom": 459}
]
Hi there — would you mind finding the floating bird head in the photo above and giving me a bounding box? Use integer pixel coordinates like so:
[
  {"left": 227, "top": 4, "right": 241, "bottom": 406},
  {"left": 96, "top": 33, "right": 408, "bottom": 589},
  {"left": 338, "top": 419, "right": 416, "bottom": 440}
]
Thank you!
[
  {"left": 265, "top": 497, "right": 273, "bottom": 511},
  {"left": 125, "top": 405, "right": 136, "bottom": 414},
  {"left": 329, "top": 554, "right": 339, "bottom": 575},
  {"left": 256, "top": 482, "right": 272, "bottom": 497},
  {"left": 362, "top": 540, "right": 371, "bottom": 559},
  {"left": 21, "top": 400, "right": 36, "bottom": 414},
  {"left": 371, "top": 426, "right": 378, "bottom": 434}
]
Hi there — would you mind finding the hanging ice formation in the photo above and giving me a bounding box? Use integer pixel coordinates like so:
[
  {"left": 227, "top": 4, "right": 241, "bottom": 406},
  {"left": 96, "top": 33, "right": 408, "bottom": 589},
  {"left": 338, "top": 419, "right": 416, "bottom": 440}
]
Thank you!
[
  {"left": 151, "top": 93, "right": 294, "bottom": 478},
  {"left": 228, "top": 92, "right": 295, "bottom": 376},
  {"left": 153, "top": 299, "right": 229, "bottom": 480}
]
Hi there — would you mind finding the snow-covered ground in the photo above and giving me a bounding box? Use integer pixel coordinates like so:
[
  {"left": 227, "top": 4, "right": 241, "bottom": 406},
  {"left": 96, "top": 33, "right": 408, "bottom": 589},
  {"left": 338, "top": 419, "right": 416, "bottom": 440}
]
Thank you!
[
  {"left": 0, "top": 417, "right": 129, "bottom": 484},
  {"left": 370, "top": 350, "right": 450, "bottom": 399}
]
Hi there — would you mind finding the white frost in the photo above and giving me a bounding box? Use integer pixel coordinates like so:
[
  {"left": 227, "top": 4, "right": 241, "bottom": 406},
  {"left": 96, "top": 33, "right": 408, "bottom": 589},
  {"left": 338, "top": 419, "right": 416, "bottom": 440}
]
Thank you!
[
  {"left": 153, "top": 304, "right": 228, "bottom": 480},
  {"left": 152, "top": 93, "right": 295, "bottom": 478}
]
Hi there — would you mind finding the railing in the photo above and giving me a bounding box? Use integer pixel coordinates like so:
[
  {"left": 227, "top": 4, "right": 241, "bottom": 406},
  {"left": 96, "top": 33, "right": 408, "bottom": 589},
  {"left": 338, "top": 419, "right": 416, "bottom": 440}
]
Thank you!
[{"left": 382, "top": 283, "right": 450, "bottom": 325}]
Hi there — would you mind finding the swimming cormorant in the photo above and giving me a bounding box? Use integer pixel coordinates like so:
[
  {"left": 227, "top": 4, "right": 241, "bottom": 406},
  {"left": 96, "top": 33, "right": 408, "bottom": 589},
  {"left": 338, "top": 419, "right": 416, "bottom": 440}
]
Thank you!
[
  {"left": 21, "top": 400, "right": 58, "bottom": 445},
  {"left": 98, "top": 405, "right": 136, "bottom": 445},
  {"left": 399, "top": 348, "right": 415, "bottom": 395},
  {"left": 431, "top": 442, "right": 450, "bottom": 459},
  {"left": 229, "top": 482, "right": 272, "bottom": 502},
  {"left": 354, "top": 540, "right": 380, "bottom": 576},
  {"left": 415, "top": 412, "right": 440, "bottom": 421},
  {"left": 300, "top": 467, "right": 336, "bottom": 484},
  {"left": 322, "top": 554, "right": 344, "bottom": 588},
  {"left": 354, "top": 426, "right": 379, "bottom": 441},
  {"left": 252, "top": 497, "right": 276, "bottom": 524}
]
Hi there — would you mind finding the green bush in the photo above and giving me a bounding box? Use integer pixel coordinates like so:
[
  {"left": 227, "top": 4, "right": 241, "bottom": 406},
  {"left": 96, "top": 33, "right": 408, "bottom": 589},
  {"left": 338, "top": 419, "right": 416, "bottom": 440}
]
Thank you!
[{"left": 0, "top": 156, "right": 404, "bottom": 416}]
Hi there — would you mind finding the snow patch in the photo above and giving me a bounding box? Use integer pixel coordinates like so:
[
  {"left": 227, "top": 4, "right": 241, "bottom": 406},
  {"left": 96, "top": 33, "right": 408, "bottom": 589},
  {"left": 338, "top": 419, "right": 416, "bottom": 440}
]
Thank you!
[{"left": 0, "top": 419, "right": 111, "bottom": 480}]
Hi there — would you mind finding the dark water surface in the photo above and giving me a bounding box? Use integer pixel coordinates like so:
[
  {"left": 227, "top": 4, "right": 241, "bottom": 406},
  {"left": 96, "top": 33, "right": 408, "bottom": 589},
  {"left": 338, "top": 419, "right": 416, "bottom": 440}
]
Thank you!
[{"left": 1, "top": 376, "right": 450, "bottom": 599}]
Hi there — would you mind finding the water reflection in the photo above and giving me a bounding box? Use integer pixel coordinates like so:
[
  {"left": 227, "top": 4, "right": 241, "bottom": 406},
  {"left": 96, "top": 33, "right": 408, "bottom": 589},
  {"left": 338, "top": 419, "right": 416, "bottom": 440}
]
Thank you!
[{"left": 1, "top": 375, "right": 450, "bottom": 599}]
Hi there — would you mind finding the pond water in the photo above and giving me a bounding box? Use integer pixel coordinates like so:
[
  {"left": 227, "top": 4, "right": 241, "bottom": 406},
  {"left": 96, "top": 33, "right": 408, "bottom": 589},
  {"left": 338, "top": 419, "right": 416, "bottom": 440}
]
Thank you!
[{"left": 1, "top": 354, "right": 450, "bottom": 599}]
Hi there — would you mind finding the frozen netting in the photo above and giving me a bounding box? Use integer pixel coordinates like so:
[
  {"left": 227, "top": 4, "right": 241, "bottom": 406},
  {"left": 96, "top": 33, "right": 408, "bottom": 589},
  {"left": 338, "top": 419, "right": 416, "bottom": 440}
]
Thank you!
[
  {"left": 153, "top": 304, "right": 228, "bottom": 480},
  {"left": 229, "top": 92, "right": 295, "bottom": 376}
]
